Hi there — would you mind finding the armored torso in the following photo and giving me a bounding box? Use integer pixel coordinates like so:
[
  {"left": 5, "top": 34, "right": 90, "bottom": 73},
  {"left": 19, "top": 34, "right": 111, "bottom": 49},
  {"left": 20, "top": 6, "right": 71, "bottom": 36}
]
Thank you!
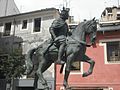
[{"left": 50, "top": 18, "right": 69, "bottom": 38}]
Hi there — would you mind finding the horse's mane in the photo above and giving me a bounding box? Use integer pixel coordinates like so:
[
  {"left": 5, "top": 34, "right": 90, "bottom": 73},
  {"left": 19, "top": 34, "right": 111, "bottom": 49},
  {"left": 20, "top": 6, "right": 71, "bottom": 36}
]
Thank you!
[{"left": 72, "top": 20, "right": 93, "bottom": 34}]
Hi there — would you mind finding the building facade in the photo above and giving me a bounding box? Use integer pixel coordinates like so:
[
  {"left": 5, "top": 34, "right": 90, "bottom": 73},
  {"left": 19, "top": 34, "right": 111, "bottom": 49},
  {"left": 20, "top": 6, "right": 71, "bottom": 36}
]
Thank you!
[
  {"left": 55, "top": 7, "right": 120, "bottom": 90},
  {"left": 0, "top": 0, "right": 19, "bottom": 17},
  {"left": 0, "top": 8, "right": 59, "bottom": 90}
]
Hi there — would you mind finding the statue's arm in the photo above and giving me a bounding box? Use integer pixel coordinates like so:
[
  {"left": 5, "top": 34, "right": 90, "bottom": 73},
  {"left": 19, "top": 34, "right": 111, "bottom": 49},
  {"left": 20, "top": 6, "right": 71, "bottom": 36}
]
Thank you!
[{"left": 49, "top": 27, "right": 56, "bottom": 39}]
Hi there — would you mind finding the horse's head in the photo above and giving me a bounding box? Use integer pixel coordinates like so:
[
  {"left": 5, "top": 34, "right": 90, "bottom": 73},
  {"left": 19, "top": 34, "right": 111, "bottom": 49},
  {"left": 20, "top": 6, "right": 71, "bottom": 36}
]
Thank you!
[{"left": 84, "top": 18, "right": 97, "bottom": 45}]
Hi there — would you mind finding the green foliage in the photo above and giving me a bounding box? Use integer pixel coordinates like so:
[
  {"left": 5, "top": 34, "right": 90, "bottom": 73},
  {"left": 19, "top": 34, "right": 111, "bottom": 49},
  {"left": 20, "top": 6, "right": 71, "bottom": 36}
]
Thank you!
[{"left": 0, "top": 49, "right": 26, "bottom": 80}]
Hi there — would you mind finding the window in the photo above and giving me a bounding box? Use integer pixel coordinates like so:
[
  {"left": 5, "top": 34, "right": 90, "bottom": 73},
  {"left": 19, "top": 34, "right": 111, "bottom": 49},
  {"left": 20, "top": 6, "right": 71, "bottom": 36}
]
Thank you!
[
  {"left": 106, "top": 8, "right": 112, "bottom": 13},
  {"left": 22, "top": 20, "right": 27, "bottom": 29},
  {"left": 107, "top": 41, "right": 120, "bottom": 62},
  {"left": 69, "top": 24, "right": 78, "bottom": 32},
  {"left": 71, "top": 61, "right": 81, "bottom": 71},
  {"left": 108, "top": 13, "right": 113, "bottom": 17},
  {"left": 3, "top": 22, "right": 11, "bottom": 36},
  {"left": 117, "top": 14, "right": 120, "bottom": 20},
  {"left": 33, "top": 18, "right": 41, "bottom": 32}
]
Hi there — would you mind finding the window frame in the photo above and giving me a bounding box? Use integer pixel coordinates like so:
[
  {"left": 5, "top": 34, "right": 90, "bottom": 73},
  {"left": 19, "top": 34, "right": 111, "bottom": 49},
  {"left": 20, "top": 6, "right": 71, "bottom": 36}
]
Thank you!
[
  {"left": 3, "top": 22, "right": 12, "bottom": 36},
  {"left": 99, "top": 39, "right": 120, "bottom": 64},
  {"left": 21, "top": 19, "right": 28, "bottom": 30},
  {"left": 106, "top": 41, "right": 120, "bottom": 62},
  {"left": 33, "top": 17, "right": 41, "bottom": 33},
  {"left": 117, "top": 14, "right": 120, "bottom": 20}
]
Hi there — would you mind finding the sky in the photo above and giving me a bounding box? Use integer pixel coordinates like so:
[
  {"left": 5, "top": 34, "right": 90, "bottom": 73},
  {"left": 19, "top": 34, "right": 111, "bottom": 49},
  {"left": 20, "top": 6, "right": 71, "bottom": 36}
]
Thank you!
[{"left": 14, "top": 0, "right": 118, "bottom": 21}]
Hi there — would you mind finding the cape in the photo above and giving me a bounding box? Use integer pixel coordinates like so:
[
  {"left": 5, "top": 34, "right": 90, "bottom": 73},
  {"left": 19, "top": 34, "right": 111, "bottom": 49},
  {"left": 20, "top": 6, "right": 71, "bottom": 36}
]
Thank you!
[{"left": 51, "top": 18, "right": 66, "bottom": 29}]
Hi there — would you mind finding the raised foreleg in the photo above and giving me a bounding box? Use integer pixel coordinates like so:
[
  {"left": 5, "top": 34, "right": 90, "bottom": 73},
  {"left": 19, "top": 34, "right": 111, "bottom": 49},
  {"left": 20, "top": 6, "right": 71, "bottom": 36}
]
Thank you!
[{"left": 81, "top": 55, "right": 95, "bottom": 77}]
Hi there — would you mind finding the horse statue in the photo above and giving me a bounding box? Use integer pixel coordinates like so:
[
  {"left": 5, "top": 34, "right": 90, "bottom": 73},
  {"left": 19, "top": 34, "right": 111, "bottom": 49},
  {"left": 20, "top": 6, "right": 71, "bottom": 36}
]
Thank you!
[{"left": 25, "top": 18, "right": 97, "bottom": 90}]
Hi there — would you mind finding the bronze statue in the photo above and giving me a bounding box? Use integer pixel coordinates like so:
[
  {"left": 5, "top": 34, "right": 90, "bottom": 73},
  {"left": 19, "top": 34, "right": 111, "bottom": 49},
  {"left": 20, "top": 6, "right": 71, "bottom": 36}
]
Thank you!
[
  {"left": 45, "top": 7, "right": 70, "bottom": 65},
  {"left": 25, "top": 9, "right": 97, "bottom": 90}
]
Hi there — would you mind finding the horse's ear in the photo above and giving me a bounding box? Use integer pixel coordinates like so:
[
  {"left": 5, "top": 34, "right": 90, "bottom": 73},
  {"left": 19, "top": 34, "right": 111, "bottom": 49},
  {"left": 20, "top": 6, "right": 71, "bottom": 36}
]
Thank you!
[{"left": 92, "top": 17, "right": 95, "bottom": 21}]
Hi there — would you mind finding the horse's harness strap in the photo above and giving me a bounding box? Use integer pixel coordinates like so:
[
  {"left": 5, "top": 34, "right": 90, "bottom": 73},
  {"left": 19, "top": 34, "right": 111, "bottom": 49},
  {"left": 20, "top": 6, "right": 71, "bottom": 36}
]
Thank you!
[{"left": 67, "top": 36, "right": 87, "bottom": 46}]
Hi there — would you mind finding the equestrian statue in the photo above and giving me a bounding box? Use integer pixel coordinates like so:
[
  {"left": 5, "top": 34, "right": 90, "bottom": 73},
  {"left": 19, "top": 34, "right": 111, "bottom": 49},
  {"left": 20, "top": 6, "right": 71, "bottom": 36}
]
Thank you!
[{"left": 25, "top": 7, "right": 97, "bottom": 90}]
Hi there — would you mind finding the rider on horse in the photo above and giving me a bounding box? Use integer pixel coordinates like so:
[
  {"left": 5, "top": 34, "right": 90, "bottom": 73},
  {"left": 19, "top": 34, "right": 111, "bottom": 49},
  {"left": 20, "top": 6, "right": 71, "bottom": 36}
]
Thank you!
[{"left": 45, "top": 7, "right": 70, "bottom": 65}]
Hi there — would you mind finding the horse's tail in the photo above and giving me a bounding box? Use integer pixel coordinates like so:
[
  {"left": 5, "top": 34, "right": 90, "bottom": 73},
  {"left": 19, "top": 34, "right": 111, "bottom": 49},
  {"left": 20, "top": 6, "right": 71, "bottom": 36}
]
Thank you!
[
  {"left": 25, "top": 48, "right": 36, "bottom": 75},
  {"left": 60, "top": 64, "right": 64, "bottom": 74}
]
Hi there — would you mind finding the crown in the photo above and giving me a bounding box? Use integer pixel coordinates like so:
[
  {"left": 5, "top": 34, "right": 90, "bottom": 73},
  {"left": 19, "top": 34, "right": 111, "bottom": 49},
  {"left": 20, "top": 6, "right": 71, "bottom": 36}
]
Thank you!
[
  {"left": 60, "top": 7, "right": 70, "bottom": 15},
  {"left": 61, "top": 7, "right": 69, "bottom": 12}
]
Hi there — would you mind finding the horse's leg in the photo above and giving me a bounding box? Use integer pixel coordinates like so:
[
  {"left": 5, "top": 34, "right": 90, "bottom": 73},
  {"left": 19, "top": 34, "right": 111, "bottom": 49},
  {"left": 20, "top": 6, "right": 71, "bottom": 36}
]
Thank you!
[
  {"left": 33, "top": 73, "right": 39, "bottom": 90},
  {"left": 63, "top": 53, "right": 74, "bottom": 89},
  {"left": 25, "top": 49, "right": 36, "bottom": 75},
  {"left": 81, "top": 55, "right": 95, "bottom": 77},
  {"left": 36, "top": 61, "right": 49, "bottom": 90},
  {"left": 36, "top": 56, "right": 53, "bottom": 90}
]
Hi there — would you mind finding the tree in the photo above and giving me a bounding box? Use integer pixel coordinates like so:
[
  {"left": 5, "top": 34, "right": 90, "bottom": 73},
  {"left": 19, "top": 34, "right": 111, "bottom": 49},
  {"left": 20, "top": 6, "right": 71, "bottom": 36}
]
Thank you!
[{"left": 0, "top": 48, "right": 26, "bottom": 89}]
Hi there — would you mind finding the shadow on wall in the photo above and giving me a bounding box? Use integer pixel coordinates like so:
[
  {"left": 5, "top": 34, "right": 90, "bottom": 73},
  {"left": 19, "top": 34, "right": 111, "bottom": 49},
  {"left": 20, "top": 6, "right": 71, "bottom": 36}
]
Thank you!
[{"left": 0, "top": 33, "right": 23, "bottom": 54}]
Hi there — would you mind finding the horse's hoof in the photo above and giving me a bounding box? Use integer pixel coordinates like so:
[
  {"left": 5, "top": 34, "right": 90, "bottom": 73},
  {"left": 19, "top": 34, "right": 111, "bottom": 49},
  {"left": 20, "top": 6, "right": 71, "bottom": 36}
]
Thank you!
[
  {"left": 82, "top": 71, "right": 92, "bottom": 77},
  {"left": 65, "top": 87, "right": 71, "bottom": 90},
  {"left": 63, "top": 83, "right": 69, "bottom": 90}
]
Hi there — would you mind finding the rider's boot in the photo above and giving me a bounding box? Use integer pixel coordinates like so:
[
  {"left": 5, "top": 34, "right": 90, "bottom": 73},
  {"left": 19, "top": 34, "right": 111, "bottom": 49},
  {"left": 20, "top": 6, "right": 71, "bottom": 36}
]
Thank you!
[
  {"left": 56, "top": 42, "right": 65, "bottom": 65},
  {"left": 56, "top": 59, "right": 65, "bottom": 65},
  {"left": 56, "top": 50, "right": 65, "bottom": 65}
]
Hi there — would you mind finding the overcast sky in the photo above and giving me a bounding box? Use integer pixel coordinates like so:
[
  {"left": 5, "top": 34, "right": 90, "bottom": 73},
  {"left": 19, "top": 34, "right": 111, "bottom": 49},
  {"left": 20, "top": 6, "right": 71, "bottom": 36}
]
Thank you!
[{"left": 14, "top": 0, "right": 118, "bottom": 21}]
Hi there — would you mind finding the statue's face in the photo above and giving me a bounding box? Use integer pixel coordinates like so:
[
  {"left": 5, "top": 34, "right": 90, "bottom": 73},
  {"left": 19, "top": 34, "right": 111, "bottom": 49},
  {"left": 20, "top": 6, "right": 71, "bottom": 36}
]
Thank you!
[
  {"left": 65, "top": 13, "right": 69, "bottom": 19},
  {"left": 61, "top": 12, "right": 69, "bottom": 20}
]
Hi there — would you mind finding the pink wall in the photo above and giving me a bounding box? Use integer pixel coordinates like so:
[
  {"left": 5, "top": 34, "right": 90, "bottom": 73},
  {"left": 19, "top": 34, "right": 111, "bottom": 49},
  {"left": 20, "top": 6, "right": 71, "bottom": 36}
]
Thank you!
[{"left": 56, "top": 31, "right": 120, "bottom": 90}]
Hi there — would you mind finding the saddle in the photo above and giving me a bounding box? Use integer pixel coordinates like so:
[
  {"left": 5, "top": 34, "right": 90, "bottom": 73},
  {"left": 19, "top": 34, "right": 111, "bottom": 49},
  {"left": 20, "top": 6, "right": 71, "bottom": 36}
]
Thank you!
[{"left": 43, "top": 36, "right": 67, "bottom": 59}]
